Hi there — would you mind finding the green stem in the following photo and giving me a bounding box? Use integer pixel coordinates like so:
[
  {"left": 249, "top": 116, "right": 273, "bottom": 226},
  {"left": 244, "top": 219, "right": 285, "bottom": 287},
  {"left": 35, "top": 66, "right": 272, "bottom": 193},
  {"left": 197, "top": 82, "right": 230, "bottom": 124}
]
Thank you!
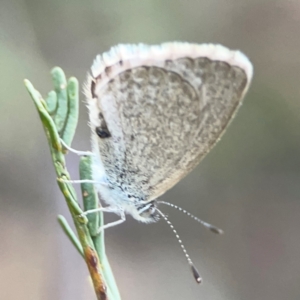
[
  {"left": 24, "top": 67, "right": 120, "bottom": 300},
  {"left": 57, "top": 215, "right": 84, "bottom": 257}
]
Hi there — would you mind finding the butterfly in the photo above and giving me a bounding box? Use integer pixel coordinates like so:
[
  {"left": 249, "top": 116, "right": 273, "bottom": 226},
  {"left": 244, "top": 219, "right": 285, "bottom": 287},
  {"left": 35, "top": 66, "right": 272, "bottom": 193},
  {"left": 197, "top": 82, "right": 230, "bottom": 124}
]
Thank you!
[
  {"left": 64, "top": 42, "right": 252, "bottom": 282},
  {"left": 84, "top": 42, "right": 252, "bottom": 221}
]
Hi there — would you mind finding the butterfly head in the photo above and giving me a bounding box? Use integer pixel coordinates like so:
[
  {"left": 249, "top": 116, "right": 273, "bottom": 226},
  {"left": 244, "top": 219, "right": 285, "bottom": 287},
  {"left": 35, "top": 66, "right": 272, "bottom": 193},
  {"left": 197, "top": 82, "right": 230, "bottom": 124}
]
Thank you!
[{"left": 133, "top": 200, "right": 160, "bottom": 223}]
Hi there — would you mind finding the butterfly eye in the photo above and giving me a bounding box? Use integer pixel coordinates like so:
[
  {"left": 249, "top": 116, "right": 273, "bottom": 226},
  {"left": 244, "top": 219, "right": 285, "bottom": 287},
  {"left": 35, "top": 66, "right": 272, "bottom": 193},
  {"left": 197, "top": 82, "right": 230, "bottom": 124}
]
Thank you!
[{"left": 95, "top": 126, "right": 111, "bottom": 138}]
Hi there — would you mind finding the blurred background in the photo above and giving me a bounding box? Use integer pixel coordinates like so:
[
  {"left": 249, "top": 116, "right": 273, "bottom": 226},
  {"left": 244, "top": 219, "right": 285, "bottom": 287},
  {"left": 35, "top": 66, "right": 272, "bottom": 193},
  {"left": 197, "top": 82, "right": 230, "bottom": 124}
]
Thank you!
[{"left": 1, "top": 0, "right": 300, "bottom": 299}]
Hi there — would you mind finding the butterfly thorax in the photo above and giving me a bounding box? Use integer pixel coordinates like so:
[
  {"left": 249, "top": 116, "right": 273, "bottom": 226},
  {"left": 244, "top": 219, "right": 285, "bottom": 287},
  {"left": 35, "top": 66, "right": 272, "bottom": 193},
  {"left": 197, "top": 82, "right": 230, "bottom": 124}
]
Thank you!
[{"left": 92, "top": 152, "right": 160, "bottom": 223}]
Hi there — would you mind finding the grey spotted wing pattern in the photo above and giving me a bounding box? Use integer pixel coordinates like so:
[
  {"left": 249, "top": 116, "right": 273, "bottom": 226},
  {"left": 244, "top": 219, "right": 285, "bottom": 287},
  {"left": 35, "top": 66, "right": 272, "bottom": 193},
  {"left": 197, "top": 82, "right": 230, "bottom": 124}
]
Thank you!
[
  {"left": 87, "top": 44, "right": 251, "bottom": 201},
  {"left": 154, "top": 58, "right": 248, "bottom": 198}
]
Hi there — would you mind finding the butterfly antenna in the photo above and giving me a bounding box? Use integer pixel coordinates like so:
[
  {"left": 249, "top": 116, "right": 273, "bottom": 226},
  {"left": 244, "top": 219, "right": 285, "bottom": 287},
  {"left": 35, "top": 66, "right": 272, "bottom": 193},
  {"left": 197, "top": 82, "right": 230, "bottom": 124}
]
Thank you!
[
  {"left": 156, "top": 208, "right": 202, "bottom": 284},
  {"left": 158, "top": 201, "right": 224, "bottom": 235}
]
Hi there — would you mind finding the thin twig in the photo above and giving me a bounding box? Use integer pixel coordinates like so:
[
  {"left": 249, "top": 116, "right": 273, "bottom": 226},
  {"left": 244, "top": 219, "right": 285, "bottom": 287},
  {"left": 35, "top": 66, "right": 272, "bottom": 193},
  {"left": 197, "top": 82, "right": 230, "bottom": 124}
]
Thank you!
[{"left": 24, "top": 67, "right": 120, "bottom": 300}]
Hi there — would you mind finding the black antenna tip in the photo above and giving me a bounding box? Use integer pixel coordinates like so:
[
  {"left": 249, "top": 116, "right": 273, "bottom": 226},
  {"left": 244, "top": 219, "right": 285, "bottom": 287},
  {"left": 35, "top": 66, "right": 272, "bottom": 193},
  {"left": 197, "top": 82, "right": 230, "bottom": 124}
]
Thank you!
[
  {"left": 209, "top": 226, "right": 224, "bottom": 235},
  {"left": 190, "top": 264, "right": 202, "bottom": 284}
]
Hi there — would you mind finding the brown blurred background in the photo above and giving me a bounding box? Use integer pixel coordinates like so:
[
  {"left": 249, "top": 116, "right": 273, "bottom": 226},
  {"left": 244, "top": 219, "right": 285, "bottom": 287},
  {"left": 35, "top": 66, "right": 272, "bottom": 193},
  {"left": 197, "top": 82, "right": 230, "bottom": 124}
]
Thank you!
[{"left": 1, "top": 0, "right": 300, "bottom": 299}]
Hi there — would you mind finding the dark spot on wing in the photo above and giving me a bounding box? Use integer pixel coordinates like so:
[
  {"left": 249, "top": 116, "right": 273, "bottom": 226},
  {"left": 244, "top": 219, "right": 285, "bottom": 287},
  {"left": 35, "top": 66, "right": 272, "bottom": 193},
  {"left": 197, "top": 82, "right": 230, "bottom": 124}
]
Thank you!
[
  {"left": 90, "top": 80, "right": 96, "bottom": 98},
  {"left": 105, "top": 66, "right": 112, "bottom": 76},
  {"left": 96, "top": 112, "right": 111, "bottom": 138},
  {"left": 95, "top": 126, "right": 111, "bottom": 138}
]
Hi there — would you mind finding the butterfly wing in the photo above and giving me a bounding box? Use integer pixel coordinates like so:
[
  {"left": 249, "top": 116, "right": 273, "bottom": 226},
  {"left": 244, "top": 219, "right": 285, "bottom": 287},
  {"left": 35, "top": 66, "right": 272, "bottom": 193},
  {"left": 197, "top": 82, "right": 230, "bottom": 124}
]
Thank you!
[{"left": 86, "top": 43, "right": 252, "bottom": 201}]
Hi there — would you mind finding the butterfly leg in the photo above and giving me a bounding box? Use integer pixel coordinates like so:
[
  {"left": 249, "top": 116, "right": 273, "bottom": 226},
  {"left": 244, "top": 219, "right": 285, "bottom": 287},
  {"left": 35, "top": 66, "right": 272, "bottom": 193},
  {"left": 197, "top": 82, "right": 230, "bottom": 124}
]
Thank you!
[
  {"left": 80, "top": 206, "right": 126, "bottom": 233},
  {"left": 80, "top": 206, "right": 121, "bottom": 217},
  {"left": 60, "top": 138, "right": 94, "bottom": 156},
  {"left": 58, "top": 177, "right": 109, "bottom": 188},
  {"left": 96, "top": 210, "right": 126, "bottom": 234}
]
